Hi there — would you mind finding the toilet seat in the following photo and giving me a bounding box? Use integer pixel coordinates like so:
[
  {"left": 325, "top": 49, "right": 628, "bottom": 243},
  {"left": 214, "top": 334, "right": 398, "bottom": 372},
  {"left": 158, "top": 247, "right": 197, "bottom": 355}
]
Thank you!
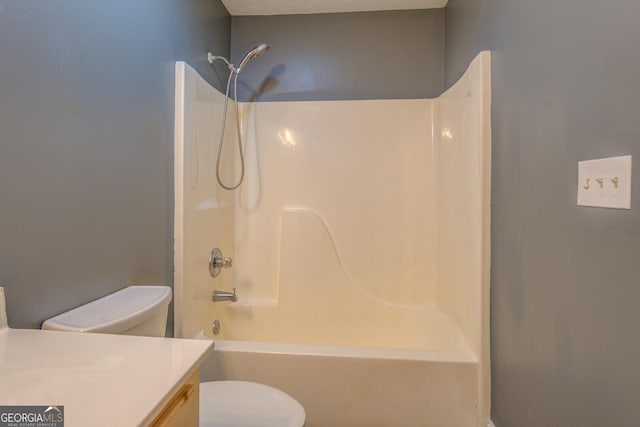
[{"left": 200, "top": 381, "right": 306, "bottom": 427}]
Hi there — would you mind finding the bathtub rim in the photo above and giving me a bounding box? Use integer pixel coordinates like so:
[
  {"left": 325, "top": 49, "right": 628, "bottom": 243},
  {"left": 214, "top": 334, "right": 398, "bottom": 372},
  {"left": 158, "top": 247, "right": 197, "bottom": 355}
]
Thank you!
[{"left": 192, "top": 330, "right": 477, "bottom": 363}]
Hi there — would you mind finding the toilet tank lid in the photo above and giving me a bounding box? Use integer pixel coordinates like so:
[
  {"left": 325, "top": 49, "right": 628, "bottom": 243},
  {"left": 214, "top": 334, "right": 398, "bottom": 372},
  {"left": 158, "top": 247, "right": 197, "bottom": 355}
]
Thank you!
[{"left": 42, "top": 286, "right": 172, "bottom": 333}]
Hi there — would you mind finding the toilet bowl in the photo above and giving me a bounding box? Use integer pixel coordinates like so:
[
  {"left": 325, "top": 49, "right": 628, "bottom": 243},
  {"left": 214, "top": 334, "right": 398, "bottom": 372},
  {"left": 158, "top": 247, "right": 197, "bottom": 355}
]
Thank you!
[
  {"left": 200, "top": 381, "right": 305, "bottom": 427},
  {"left": 42, "top": 285, "right": 306, "bottom": 427}
]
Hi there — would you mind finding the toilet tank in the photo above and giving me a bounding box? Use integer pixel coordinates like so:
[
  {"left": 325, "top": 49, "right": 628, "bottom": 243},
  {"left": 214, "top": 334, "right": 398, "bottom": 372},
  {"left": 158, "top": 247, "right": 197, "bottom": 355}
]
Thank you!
[{"left": 42, "top": 286, "right": 172, "bottom": 337}]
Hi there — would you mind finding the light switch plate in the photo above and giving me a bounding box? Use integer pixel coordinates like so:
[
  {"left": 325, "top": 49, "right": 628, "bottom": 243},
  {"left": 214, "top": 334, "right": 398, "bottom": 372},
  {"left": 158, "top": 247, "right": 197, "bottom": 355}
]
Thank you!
[{"left": 577, "top": 155, "right": 632, "bottom": 209}]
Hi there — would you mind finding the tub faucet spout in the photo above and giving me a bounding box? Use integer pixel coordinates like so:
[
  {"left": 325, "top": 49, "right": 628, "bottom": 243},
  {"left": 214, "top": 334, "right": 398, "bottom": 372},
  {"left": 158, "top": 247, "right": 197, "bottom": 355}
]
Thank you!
[{"left": 213, "top": 288, "right": 237, "bottom": 302}]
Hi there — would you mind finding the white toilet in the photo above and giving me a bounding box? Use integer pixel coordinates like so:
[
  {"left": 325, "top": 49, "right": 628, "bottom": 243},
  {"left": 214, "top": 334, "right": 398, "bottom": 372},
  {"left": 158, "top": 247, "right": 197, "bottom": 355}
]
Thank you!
[
  {"left": 200, "top": 381, "right": 305, "bottom": 427},
  {"left": 42, "top": 286, "right": 306, "bottom": 427},
  {"left": 42, "top": 285, "right": 172, "bottom": 336}
]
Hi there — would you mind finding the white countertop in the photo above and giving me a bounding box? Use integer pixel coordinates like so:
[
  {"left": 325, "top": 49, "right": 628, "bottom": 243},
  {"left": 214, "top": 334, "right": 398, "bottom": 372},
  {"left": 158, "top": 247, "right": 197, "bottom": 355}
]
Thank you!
[{"left": 0, "top": 328, "right": 213, "bottom": 426}]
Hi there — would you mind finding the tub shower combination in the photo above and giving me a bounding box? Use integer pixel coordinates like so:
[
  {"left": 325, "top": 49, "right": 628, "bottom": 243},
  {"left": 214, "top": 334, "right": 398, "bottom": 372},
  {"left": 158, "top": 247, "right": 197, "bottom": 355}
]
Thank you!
[{"left": 174, "top": 51, "right": 491, "bottom": 427}]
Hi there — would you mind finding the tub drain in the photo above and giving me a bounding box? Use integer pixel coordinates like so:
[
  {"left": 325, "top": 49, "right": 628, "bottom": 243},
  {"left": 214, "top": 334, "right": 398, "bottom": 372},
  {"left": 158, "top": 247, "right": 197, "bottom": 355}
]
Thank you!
[{"left": 212, "top": 320, "right": 221, "bottom": 335}]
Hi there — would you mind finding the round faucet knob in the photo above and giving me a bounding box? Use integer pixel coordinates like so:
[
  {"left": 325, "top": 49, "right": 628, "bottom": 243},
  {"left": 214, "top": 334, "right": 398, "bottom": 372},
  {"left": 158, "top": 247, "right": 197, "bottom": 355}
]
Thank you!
[{"left": 209, "top": 247, "right": 233, "bottom": 278}]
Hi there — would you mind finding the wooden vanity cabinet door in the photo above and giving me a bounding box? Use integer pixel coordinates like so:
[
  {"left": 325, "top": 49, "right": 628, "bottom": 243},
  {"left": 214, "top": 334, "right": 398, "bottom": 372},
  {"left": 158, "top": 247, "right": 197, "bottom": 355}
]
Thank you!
[{"left": 150, "top": 370, "right": 200, "bottom": 427}]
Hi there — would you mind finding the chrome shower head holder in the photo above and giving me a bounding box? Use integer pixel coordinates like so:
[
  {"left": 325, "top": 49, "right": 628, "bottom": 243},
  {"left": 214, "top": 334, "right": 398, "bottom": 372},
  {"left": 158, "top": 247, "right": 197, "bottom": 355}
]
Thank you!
[
  {"left": 207, "top": 43, "right": 269, "bottom": 75},
  {"left": 207, "top": 52, "right": 235, "bottom": 72}
]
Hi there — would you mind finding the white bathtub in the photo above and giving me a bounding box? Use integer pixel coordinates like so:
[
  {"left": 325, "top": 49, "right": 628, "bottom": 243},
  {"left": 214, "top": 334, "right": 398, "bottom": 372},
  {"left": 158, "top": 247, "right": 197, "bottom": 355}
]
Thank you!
[
  {"left": 198, "top": 328, "right": 481, "bottom": 427},
  {"left": 194, "top": 245, "right": 482, "bottom": 425},
  {"left": 188, "top": 192, "right": 485, "bottom": 425}
]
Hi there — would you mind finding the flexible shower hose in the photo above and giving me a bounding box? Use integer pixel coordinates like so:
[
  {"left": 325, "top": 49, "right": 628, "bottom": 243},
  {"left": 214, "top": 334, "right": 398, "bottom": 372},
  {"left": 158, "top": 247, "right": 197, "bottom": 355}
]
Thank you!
[{"left": 216, "top": 70, "right": 245, "bottom": 190}]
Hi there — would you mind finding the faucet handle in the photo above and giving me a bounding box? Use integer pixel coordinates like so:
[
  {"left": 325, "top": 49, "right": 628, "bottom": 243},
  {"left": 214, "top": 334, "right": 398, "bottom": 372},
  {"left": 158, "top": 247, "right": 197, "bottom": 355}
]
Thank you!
[
  {"left": 209, "top": 247, "right": 233, "bottom": 278},
  {"left": 214, "top": 256, "right": 233, "bottom": 269}
]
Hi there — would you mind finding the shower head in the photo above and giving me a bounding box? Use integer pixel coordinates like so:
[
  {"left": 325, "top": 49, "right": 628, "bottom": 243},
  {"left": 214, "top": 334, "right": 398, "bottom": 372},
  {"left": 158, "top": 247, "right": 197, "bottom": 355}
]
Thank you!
[{"left": 235, "top": 43, "right": 270, "bottom": 74}]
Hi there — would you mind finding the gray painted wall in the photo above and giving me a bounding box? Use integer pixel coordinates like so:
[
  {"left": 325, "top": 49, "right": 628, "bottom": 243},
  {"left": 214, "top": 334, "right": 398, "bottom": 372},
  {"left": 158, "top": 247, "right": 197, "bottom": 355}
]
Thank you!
[
  {"left": 5, "top": 2, "right": 636, "bottom": 423},
  {"left": 0, "top": 0, "right": 230, "bottom": 331},
  {"left": 230, "top": 9, "right": 445, "bottom": 102},
  {"left": 446, "top": 1, "right": 640, "bottom": 426}
]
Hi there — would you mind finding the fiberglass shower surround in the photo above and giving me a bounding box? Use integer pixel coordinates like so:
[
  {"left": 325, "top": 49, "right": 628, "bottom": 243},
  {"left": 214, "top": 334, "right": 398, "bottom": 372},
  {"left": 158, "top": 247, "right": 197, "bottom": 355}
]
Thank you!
[{"left": 173, "top": 51, "right": 491, "bottom": 427}]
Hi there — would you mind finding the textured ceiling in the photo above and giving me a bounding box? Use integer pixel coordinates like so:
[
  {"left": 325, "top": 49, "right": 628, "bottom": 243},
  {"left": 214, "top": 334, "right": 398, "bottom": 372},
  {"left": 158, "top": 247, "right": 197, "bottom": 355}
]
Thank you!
[{"left": 222, "top": 0, "right": 448, "bottom": 16}]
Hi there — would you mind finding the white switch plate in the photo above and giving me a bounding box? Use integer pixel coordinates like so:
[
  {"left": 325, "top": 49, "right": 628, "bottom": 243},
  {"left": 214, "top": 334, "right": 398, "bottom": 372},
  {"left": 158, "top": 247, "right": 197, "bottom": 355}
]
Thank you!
[{"left": 577, "top": 155, "right": 632, "bottom": 209}]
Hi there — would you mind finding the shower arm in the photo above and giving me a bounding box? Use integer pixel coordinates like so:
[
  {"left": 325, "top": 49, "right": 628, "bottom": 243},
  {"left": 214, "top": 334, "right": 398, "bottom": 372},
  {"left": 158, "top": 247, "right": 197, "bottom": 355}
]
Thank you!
[
  {"left": 208, "top": 43, "right": 269, "bottom": 76},
  {"left": 207, "top": 52, "right": 237, "bottom": 73}
]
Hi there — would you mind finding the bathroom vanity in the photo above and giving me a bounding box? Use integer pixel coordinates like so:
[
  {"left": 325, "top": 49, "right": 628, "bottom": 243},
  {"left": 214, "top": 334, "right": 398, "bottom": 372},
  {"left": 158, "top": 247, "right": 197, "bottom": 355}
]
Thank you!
[{"left": 0, "top": 327, "right": 212, "bottom": 426}]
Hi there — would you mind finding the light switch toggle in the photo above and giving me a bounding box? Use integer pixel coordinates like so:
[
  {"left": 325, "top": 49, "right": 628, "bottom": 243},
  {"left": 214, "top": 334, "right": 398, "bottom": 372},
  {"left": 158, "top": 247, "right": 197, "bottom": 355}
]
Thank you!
[
  {"left": 577, "top": 155, "right": 632, "bottom": 209},
  {"left": 596, "top": 177, "right": 604, "bottom": 188},
  {"left": 611, "top": 177, "right": 619, "bottom": 188}
]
